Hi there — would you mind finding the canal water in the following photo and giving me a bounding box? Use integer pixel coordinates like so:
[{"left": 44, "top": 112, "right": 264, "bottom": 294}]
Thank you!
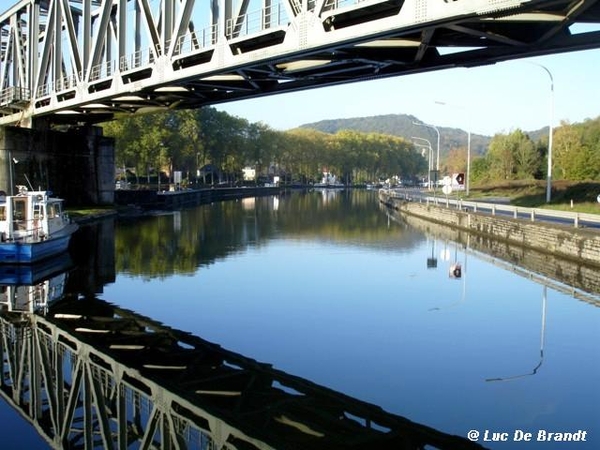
[{"left": 0, "top": 189, "right": 598, "bottom": 449}]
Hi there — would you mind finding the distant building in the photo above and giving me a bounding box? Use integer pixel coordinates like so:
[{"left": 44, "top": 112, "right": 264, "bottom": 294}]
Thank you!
[{"left": 242, "top": 166, "right": 256, "bottom": 181}]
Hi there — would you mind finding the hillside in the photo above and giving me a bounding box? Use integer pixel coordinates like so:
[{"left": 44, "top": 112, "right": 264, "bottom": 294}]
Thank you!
[{"left": 298, "top": 113, "right": 548, "bottom": 158}]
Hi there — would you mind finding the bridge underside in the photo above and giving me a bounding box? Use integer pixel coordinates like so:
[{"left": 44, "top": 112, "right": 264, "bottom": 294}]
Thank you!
[{"left": 1, "top": 0, "right": 600, "bottom": 127}]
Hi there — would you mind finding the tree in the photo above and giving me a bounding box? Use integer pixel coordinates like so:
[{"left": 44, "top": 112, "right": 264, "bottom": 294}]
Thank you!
[
  {"left": 486, "top": 130, "right": 538, "bottom": 180},
  {"left": 444, "top": 147, "right": 467, "bottom": 174},
  {"left": 469, "top": 155, "right": 490, "bottom": 184},
  {"left": 511, "top": 131, "right": 539, "bottom": 179},
  {"left": 177, "top": 110, "right": 205, "bottom": 181}
]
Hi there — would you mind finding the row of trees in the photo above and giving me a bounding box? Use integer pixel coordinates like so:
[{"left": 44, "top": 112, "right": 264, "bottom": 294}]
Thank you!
[
  {"left": 102, "top": 107, "right": 427, "bottom": 186},
  {"left": 102, "top": 107, "right": 600, "bottom": 187},
  {"left": 439, "top": 117, "right": 600, "bottom": 184}
]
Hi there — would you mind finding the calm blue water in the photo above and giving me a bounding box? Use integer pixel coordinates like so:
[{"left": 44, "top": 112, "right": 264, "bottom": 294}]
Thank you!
[{"left": 0, "top": 189, "right": 598, "bottom": 449}]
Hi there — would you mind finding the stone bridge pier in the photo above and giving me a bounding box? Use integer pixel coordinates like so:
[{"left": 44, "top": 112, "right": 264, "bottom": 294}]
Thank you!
[{"left": 0, "top": 125, "right": 114, "bottom": 205}]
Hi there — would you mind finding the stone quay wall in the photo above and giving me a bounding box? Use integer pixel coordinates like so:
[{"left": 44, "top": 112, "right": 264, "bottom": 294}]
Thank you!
[
  {"left": 388, "top": 205, "right": 600, "bottom": 303},
  {"left": 379, "top": 191, "right": 600, "bottom": 269}
]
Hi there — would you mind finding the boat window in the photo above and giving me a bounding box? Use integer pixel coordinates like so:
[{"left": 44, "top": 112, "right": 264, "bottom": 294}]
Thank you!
[
  {"left": 0, "top": 206, "right": 4, "bottom": 220},
  {"left": 12, "top": 198, "right": 27, "bottom": 221},
  {"left": 33, "top": 203, "right": 43, "bottom": 219},
  {"left": 48, "top": 202, "right": 63, "bottom": 218}
]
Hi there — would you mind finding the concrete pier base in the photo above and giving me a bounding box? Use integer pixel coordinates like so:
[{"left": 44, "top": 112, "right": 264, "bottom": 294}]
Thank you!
[{"left": 0, "top": 125, "right": 114, "bottom": 205}]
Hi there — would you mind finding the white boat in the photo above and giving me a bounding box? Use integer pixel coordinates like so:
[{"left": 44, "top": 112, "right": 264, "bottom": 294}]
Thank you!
[
  {"left": 314, "top": 171, "right": 345, "bottom": 188},
  {"left": 0, "top": 186, "right": 79, "bottom": 263}
]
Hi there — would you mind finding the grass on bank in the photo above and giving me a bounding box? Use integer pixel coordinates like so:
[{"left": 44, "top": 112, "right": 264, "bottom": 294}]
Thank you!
[
  {"left": 66, "top": 205, "right": 118, "bottom": 219},
  {"left": 468, "top": 180, "right": 600, "bottom": 214}
]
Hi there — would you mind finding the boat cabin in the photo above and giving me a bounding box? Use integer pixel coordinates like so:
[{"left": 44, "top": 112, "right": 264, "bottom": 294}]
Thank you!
[{"left": 0, "top": 186, "right": 68, "bottom": 242}]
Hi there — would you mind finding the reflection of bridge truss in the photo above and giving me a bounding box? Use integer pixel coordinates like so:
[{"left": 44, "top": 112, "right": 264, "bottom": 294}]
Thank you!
[
  {"left": 1, "top": 0, "right": 600, "bottom": 126},
  {"left": 0, "top": 297, "right": 485, "bottom": 449}
]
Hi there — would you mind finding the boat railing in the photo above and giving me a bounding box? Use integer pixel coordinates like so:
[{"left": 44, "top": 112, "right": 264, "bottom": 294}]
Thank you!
[{"left": 8, "top": 217, "right": 46, "bottom": 241}]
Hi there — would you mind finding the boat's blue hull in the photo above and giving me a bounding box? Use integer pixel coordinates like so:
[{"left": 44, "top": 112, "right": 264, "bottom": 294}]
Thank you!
[
  {"left": 0, "top": 223, "right": 79, "bottom": 264},
  {"left": 0, "top": 253, "right": 74, "bottom": 285}
]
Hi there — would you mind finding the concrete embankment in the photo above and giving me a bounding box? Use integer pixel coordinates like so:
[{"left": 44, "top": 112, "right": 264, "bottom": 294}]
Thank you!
[
  {"left": 114, "top": 186, "right": 282, "bottom": 209},
  {"left": 379, "top": 190, "right": 600, "bottom": 269},
  {"left": 382, "top": 200, "right": 600, "bottom": 304}
]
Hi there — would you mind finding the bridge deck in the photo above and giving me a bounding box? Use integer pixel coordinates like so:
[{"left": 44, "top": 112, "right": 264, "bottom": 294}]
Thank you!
[{"left": 0, "top": 0, "right": 599, "bottom": 126}]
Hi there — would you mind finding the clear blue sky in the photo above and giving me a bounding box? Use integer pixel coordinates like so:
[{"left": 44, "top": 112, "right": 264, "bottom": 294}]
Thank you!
[{"left": 218, "top": 48, "right": 600, "bottom": 137}]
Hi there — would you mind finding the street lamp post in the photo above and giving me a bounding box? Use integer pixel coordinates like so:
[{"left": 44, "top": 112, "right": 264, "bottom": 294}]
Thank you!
[
  {"left": 466, "top": 130, "right": 471, "bottom": 196},
  {"left": 413, "top": 121, "right": 440, "bottom": 186},
  {"left": 528, "top": 63, "right": 554, "bottom": 203},
  {"left": 414, "top": 144, "right": 433, "bottom": 188},
  {"left": 412, "top": 136, "right": 433, "bottom": 189},
  {"left": 435, "top": 101, "right": 471, "bottom": 196}
]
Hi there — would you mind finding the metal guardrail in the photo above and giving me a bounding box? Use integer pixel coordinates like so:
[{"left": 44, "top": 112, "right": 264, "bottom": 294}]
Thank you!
[
  {"left": 226, "top": 3, "right": 289, "bottom": 38},
  {"left": 0, "top": 86, "right": 30, "bottom": 107},
  {"left": 385, "top": 189, "right": 600, "bottom": 229}
]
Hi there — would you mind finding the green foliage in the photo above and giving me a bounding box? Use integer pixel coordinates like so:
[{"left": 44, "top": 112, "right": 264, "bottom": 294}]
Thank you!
[
  {"left": 469, "top": 156, "right": 491, "bottom": 184},
  {"left": 103, "top": 108, "right": 600, "bottom": 187},
  {"left": 298, "top": 113, "right": 600, "bottom": 185},
  {"left": 485, "top": 130, "right": 538, "bottom": 180},
  {"left": 102, "top": 108, "right": 427, "bottom": 185}
]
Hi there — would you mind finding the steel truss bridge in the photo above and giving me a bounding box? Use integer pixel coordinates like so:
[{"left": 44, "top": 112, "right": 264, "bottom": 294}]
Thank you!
[
  {"left": 0, "top": 295, "right": 485, "bottom": 450},
  {"left": 1, "top": 0, "right": 600, "bottom": 127}
]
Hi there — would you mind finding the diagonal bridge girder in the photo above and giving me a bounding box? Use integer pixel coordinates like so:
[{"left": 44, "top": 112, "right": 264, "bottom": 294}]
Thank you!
[{"left": 0, "top": 0, "right": 599, "bottom": 127}]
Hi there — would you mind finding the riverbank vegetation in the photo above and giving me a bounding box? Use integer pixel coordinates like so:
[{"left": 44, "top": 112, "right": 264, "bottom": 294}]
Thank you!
[
  {"left": 102, "top": 108, "right": 426, "bottom": 187},
  {"left": 463, "top": 119, "right": 600, "bottom": 185},
  {"left": 102, "top": 107, "right": 600, "bottom": 211}
]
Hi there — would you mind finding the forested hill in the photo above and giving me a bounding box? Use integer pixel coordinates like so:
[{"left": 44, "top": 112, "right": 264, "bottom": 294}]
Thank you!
[
  {"left": 298, "top": 113, "right": 547, "bottom": 158},
  {"left": 300, "top": 114, "right": 423, "bottom": 136}
]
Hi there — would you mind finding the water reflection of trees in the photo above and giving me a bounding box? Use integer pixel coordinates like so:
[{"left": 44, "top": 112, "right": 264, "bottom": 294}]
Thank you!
[{"left": 115, "top": 191, "right": 424, "bottom": 277}]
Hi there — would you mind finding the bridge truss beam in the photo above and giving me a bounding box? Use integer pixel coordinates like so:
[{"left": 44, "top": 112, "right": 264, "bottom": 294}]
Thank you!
[{"left": 0, "top": 0, "right": 599, "bottom": 126}]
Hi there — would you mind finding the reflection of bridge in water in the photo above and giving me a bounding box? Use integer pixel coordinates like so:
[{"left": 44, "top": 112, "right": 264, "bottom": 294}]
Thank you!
[{"left": 0, "top": 279, "right": 485, "bottom": 449}]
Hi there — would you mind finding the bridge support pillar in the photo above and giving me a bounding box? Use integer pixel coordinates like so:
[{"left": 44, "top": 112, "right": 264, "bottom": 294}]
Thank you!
[{"left": 0, "top": 125, "right": 114, "bottom": 205}]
